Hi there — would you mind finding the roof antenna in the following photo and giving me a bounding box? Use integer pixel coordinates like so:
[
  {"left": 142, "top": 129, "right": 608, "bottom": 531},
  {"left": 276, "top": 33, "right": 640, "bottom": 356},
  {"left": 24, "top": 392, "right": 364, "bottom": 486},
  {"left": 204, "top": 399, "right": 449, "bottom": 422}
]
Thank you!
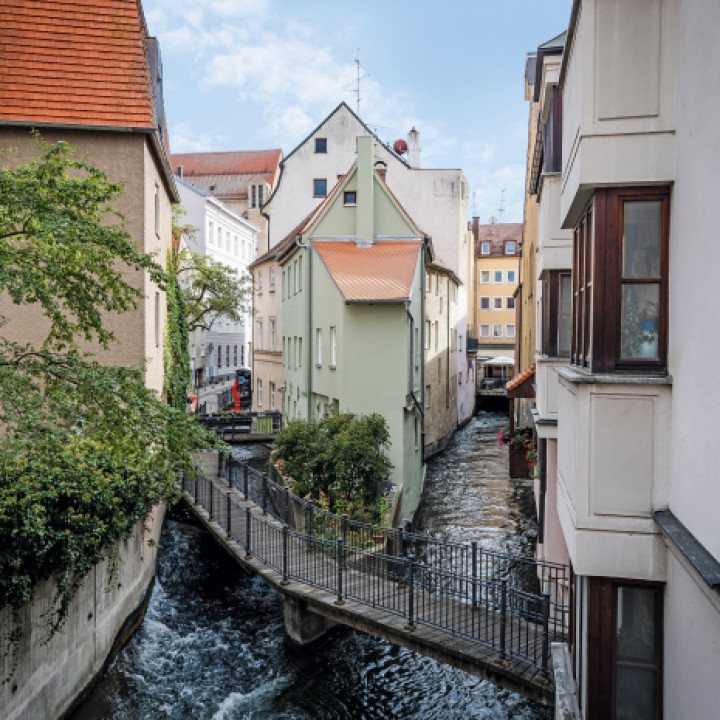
[
  {"left": 354, "top": 51, "right": 364, "bottom": 115},
  {"left": 472, "top": 191, "right": 477, "bottom": 218},
  {"left": 498, "top": 188, "right": 506, "bottom": 224}
]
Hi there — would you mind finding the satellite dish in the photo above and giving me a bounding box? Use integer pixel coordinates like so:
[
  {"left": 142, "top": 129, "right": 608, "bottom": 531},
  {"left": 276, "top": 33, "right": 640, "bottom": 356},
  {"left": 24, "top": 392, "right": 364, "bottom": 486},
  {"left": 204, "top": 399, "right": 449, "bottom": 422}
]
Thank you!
[{"left": 393, "top": 139, "right": 408, "bottom": 155}]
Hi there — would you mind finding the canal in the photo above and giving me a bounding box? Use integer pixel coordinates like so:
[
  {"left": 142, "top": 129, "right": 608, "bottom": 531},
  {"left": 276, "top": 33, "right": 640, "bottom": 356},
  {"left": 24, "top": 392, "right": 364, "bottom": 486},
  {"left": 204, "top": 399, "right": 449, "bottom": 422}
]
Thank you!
[{"left": 71, "top": 411, "right": 551, "bottom": 719}]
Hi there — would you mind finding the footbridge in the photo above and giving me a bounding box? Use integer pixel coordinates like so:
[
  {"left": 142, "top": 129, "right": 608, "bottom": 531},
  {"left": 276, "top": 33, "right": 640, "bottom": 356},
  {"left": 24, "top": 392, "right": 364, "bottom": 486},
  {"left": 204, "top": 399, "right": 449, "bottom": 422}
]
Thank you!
[{"left": 181, "top": 453, "right": 569, "bottom": 705}]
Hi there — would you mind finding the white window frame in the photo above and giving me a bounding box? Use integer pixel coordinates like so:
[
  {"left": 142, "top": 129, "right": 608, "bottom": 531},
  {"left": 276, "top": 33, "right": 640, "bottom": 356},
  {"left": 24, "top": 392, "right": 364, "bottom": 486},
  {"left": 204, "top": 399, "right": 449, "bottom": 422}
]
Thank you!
[
  {"left": 505, "top": 241, "right": 516, "bottom": 255},
  {"left": 479, "top": 324, "right": 490, "bottom": 338},
  {"left": 330, "top": 326, "right": 337, "bottom": 367},
  {"left": 316, "top": 328, "right": 322, "bottom": 366},
  {"left": 506, "top": 324, "right": 516, "bottom": 338},
  {"left": 480, "top": 296, "right": 490, "bottom": 310},
  {"left": 492, "top": 324, "right": 503, "bottom": 338},
  {"left": 493, "top": 297, "right": 503, "bottom": 310},
  {"left": 494, "top": 270, "right": 503, "bottom": 283},
  {"left": 481, "top": 242, "right": 490, "bottom": 255},
  {"left": 506, "top": 296, "right": 516, "bottom": 310},
  {"left": 480, "top": 270, "right": 490, "bottom": 284},
  {"left": 507, "top": 269, "right": 517, "bottom": 284}
]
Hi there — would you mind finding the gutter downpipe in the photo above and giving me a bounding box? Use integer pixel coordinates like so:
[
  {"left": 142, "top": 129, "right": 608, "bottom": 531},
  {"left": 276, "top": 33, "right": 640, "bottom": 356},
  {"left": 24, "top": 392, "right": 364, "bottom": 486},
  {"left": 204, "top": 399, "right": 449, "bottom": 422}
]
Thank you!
[
  {"left": 446, "top": 275, "right": 451, "bottom": 409},
  {"left": 295, "top": 236, "right": 313, "bottom": 420}
]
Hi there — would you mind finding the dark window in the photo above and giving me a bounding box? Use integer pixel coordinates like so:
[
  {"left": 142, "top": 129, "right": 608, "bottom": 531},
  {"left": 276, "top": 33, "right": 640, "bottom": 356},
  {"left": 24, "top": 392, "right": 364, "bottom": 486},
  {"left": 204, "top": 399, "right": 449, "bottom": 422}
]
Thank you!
[
  {"left": 258, "top": 185, "right": 264, "bottom": 207},
  {"left": 542, "top": 270, "right": 572, "bottom": 357},
  {"left": 251, "top": 185, "right": 257, "bottom": 208},
  {"left": 586, "top": 577, "right": 663, "bottom": 720},
  {"left": 313, "top": 178, "right": 327, "bottom": 197},
  {"left": 233, "top": 345, "right": 237, "bottom": 365},
  {"left": 344, "top": 191, "right": 357, "bottom": 205},
  {"left": 315, "top": 137, "right": 327, "bottom": 153},
  {"left": 571, "top": 187, "right": 669, "bottom": 372}
]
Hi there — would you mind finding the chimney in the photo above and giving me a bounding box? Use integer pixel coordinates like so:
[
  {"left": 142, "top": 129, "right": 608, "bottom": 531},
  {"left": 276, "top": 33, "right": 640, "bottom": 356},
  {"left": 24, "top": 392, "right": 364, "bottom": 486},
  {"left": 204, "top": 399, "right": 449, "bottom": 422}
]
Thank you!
[
  {"left": 177, "top": 165, "right": 184, "bottom": 178},
  {"left": 374, "top": 160, "right": 387, "bottom": 182},
  {"left": 472, "top": 216, "right": 480, "bottom": 241},
  {"left": 407, "top": 127, "right": 421, "bottom": 168},
  {"left": 356, "top": 135, "right": 374, "bottom": 246}
]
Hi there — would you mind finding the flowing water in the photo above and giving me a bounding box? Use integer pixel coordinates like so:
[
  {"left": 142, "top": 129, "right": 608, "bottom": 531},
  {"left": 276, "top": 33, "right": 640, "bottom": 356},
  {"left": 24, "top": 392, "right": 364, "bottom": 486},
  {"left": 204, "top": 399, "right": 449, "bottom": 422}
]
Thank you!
[{"left": 71, "top": 411, "right": 550, "bottom": 720}]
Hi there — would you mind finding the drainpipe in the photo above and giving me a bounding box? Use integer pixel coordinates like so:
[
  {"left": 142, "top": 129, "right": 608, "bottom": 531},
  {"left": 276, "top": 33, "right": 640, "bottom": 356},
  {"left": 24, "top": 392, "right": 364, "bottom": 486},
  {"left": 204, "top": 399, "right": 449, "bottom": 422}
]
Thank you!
[
  {"left": 446, "top": 275, "right": 451, "bottom": 409},
  {"left": 293, "top": 236, "right": 313, "bottom": 420},
  {"left": 538, "top": 438, "right": 547, "bottom": 545}
]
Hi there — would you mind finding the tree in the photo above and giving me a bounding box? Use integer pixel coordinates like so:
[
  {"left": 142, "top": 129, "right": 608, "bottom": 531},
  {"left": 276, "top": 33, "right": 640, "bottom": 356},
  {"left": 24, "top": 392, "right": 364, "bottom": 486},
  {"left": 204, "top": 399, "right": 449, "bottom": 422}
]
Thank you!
[
  {"left": 0, "top": 135, "right": 214, "bottom": 674},
  {"left": 171, "top": 207, "right": 250, "bottom": 334}
]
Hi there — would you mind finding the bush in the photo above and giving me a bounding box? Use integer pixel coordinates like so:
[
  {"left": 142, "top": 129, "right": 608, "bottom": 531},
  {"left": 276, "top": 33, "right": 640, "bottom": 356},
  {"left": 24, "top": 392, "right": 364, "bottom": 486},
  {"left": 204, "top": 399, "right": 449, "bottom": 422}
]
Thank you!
[{"left": 274, "top": 412, "right": 393, "bottom": 514}]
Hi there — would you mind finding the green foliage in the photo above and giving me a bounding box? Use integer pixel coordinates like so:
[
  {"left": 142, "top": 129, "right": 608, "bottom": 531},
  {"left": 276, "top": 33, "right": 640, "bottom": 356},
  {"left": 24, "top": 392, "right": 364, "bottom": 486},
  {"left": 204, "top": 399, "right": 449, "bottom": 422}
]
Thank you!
[
  {"left": 274, "top": 413, "right": 393, "bottom": 514},
  {"left": 164, "top": 243, "right": 190, "bottom": 412},
  {"left": 176, "top": 248, "right": 250, "bottom": 333},
  {"left": 0, "top": 136, "right": 215, "bottom": 677},
  {"left": 0, "top": 133, "right": 164, "bottom": 349}
]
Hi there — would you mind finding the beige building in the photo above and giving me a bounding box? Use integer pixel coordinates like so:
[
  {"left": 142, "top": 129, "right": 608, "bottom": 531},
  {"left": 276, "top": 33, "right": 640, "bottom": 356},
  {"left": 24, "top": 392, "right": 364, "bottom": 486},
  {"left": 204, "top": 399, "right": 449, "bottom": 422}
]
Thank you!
[
  {"left": 526, "top": 2, "right": 720, "bottom": 718},
  {"left": 471, "top": 220, "right": 521, "bottom": 383}
]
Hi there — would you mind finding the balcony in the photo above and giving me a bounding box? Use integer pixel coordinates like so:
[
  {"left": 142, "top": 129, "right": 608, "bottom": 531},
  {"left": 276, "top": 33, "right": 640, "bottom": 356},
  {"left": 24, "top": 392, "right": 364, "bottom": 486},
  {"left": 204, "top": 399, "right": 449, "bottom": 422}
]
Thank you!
[
  {"left": 536, "top": 173, "right": 572, "bottom": 280},
  {"left": 532, "top": 356, "right": 568, "bottom": 438},
  {"left": 555, "top": 367, "right": 672, "bottom": 580}
]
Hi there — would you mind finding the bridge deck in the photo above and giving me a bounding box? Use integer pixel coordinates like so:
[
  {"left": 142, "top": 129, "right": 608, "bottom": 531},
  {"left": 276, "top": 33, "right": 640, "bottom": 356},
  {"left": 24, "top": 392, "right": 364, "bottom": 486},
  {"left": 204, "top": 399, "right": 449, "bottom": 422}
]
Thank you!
[{"left": 182, "top": 472, "right": 560, "bottom": 705}]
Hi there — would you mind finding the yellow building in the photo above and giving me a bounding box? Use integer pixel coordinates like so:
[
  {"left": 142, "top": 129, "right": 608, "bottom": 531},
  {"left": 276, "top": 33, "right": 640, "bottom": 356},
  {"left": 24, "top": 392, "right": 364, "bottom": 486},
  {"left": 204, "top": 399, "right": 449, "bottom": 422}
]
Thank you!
[{"left": 470, "top": 219, "right": 521, "bottom": 379}]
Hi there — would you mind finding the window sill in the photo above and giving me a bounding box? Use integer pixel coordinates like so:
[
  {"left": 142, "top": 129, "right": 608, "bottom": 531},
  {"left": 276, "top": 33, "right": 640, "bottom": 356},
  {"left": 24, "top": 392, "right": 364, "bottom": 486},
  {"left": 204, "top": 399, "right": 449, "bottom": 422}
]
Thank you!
[
  {"left": 329, "top": 364, "right": 336, "bottom": 371},
  {"left": 315, "top": 363, "right": 322, "bottom": 369},
  {"left": 556, "top": 366, "right": 673, "bottom": 386}
]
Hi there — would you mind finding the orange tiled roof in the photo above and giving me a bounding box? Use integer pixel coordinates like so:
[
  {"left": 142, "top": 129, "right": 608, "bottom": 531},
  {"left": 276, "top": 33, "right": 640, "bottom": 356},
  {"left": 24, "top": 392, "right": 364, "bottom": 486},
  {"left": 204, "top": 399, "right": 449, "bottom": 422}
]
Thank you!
[
  {"left": 0, "top": 1, "right": 156, "bottom": 129},
  {"left": 506, "top": 364, "right": 535, "bottom": 392},
  {"left": 314, "top": 240, "right": 422, "bottom": 303}
]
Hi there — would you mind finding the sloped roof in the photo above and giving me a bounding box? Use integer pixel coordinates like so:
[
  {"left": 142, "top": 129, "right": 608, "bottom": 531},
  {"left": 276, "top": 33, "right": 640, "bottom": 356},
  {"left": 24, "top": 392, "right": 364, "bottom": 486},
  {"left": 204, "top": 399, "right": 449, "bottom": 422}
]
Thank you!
[
  {"left": 314, "top": 240, "right": 422, "bottom": 303},
  {"left": 473, "top": 222, "right": 522, "bottom": 258},
  {"left": 506, "top": 364, "right": 536, "bottom": 398},
  {"left": 0, "top": 0, "right": 156, "bottom": 129},
  {"left": 172, "top": 149, "right": 282, "bottom": 199}
]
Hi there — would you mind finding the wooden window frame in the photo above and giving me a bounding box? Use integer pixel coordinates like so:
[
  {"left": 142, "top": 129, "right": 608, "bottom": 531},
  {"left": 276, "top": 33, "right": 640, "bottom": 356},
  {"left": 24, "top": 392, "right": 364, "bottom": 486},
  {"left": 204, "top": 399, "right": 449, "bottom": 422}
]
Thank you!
[
  {"left": 542, "top": 270, "right": 571, "bottom": 357},
  {"left": 571, "top": 187, "right": 670, "bottom": 372}
]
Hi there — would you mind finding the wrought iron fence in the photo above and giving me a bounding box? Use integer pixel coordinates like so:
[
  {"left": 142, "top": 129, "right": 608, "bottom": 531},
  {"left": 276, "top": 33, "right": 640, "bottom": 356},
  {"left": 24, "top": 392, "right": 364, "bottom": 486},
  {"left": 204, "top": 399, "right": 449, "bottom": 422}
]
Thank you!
[{"left": 182, "top": 458, "right": 570, "bottom": 675}]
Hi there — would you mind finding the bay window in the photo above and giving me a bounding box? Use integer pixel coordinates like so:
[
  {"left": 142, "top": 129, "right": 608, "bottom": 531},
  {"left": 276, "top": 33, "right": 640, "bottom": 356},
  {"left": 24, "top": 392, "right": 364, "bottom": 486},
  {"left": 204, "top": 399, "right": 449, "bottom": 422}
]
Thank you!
[{"left": 571, "top": 187, "right": 669, "bottom": 372}]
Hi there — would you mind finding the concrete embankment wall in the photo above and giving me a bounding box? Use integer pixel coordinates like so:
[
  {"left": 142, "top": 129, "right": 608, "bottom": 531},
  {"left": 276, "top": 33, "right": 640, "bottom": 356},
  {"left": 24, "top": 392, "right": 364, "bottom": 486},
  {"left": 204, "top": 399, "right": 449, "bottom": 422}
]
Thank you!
[{"left": 0, "top": 506, "right": 164, "bottom": 720}]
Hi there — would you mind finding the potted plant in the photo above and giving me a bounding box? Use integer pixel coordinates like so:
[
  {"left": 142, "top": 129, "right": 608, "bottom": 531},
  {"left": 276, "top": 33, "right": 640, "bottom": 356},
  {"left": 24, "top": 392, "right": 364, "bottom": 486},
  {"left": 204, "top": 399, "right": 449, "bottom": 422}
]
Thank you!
[{"left": 622, "top": 298, "right": 659, "bottom": 359}]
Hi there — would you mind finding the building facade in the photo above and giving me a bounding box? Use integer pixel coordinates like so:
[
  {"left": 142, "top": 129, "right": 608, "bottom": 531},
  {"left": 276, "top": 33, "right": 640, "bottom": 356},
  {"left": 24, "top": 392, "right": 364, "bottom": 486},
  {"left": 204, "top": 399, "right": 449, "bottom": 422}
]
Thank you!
[
  {"left": 175, "top": 177, "right": 258, "bottom": 387},
  {"left": 526, "top": 2, "right": 720, "bottom": 718}
]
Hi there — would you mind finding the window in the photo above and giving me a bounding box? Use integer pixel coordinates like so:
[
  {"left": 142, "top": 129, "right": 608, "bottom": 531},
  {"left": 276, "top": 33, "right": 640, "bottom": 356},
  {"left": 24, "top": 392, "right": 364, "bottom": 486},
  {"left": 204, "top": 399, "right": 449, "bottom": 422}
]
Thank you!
[
  {"left": 256, "top": 320, "right": 263, "bottom": 350},
  {"left": 506, "top": 297, "right": 516, "bottom": 310},
  {"left": 269, "top": 267, "right": 276, "bottom": 292},
  {"left": 269, "top": 320, "right": 276, "bottom": 351},
  {"left": 507, "top": 269, "right": 517, "bottom": 284},
  {"left": 440, "top": 296, "right": 443, "bottom": 314},
  {"left": 257, "top": 271, "right": 262, "bottom": 293},
  {"left": 479, "top": 324, "right": 490, "bottom": 338},
  {"left": 330, "top": 326, "right": 337, "bottom": 366},
  {"left": 313, "top": 178, "right": 327, "bottom": 197},
  {"left": 154, "top": 292, "right": 160, "bottom": 347},
  {"left": 217, "top": 228, "right": 223, "bottom": 250},
  {"left": 480, "top": 270, "right": 490, "bottom": 284},
  {"left": 344, "top": 191, "right": 357, "bottom": 205},
  {"left": 506, "top": 324, "right": 516, "bottom": 338},
  {"left": 542, "top": 271, "right": 572, "bottom": 357},
  {"left": 315, "top": 137, "right": 327, "bottom": 153},
  {"left": 282, "top": 336, "right": 286, "bottom": 366},
  {"left": 425, "top": 320, "right": 431, "bottom": 350},
  {"left": 425, "top": 385, "right": 431, "bottom": 409},
  {"left": 226, "top": 346, "right": 230, "bottom": 367},
  {"left": 316, "top": 328, "right": 322, "bottom": 365},
  {"left": 298, "top": 256, "right": 303, "bottom": 291},
  {"left": 493, "top": 297, "right": 503, "bottom": 310},
  {"left": 480, "top": 296, "right": 490, "bottom": 310},
  {"left": 282, "top": 270, "right": 286, "bottom": 299},
  {"left": 217, "top": 345, "right": 222, "bottom": 369},
  {"left": 425, "top": 273, "right": 430, "bottom": 292},
  {"left": 269, "top": 382, "right": 275, "bottom": 411},
  {"left": 505, "top": 241, "right": 516, "bottom": 254},
  {"left": 492, "top": 324, "right": 503, "bottom": 338},
  {"left": 258, "top": 185, "right": 264, "bottom": 207},
  {"left": 481, "top": 242, "right": 490, "bottom": 255},
  {"left": 257, "top": 379, "right": 263, "bottom": 407},
  {"left": 298, "top": 337, "right": 303, "bottom": 367},
  {"left": 494, "top": 270, "right": 503, "bottom": 283},
  {"left": 208, "top": 221, "right": 214, "bottom": 244},
  {"left": 233, "top": 345, "right": 237, "bottom": 365},
  {"left": 251, "top": 185, "right": 257, "bottom": 208},
  {"left": 571, "top": 187, "right": 669, "bottom": 371},
  {"left": 434, "top": 321, "right": 439, "bottom": 351}
]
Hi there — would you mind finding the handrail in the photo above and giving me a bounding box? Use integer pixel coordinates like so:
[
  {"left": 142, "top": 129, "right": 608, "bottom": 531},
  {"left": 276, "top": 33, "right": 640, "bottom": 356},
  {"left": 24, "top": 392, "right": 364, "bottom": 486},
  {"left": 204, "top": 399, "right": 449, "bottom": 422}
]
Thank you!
[{"left": 183, "top": 470, "right": 567, "bottom": 676}]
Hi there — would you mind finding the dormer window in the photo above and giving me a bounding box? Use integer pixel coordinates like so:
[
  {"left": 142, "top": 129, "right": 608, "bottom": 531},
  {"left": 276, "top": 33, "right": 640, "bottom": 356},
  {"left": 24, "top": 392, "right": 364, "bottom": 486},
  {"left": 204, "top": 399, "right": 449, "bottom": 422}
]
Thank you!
[
  {"left": 481, "top": 242, "right": 490, "bottom": 255},
  {"left": 505, "top": 241, "right": 516, "bottom": 254},
  {"left": 315, "top": 138, "right": 327, "bottom": 153}
]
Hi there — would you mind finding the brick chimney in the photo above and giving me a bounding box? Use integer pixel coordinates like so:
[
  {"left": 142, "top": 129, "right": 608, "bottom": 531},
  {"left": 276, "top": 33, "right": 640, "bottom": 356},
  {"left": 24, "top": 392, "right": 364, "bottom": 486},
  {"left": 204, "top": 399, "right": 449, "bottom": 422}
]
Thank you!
[{"left": 407, "top": 127, "right": 421, "bottom": 168}]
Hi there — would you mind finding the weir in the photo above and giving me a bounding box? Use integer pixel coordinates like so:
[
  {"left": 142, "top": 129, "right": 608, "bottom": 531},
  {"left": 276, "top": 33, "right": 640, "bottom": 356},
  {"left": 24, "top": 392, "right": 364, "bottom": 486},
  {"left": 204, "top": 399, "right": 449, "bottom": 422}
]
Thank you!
[{"left": 182, "top": 455, "right": 569, "bottom": 706}]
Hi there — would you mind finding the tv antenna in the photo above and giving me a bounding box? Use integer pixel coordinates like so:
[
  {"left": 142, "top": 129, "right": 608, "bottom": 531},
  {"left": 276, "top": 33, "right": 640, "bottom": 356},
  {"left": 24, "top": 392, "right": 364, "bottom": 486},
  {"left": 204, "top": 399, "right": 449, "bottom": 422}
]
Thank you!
[
  {"left": 353, "top": 52, "right": 369, "bottom": 115},
  {"left": 472, "top": 191, "right": 477, "bottom": 218},
  {"left": 498, "top": 188, "right": 506, "bottom": 224}
]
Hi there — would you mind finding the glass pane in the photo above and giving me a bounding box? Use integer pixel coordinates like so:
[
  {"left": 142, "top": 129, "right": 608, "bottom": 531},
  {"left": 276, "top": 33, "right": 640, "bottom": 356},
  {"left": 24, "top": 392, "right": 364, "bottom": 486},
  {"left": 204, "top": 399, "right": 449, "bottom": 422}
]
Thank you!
[
  {"left": 559, "top": 274, "right": 572, "bottom": 356},
  {"left": 620, "top": 284, "right": 660, "bottom": 360},
  {"left": 616, "top": 586, "right": 656, "bottom": 662},
  {"left": 623, "top": 201, "right": 661, "bottom": 279},
  {"left": 615, "top": 666, "right": 656, "bottom": 720}
]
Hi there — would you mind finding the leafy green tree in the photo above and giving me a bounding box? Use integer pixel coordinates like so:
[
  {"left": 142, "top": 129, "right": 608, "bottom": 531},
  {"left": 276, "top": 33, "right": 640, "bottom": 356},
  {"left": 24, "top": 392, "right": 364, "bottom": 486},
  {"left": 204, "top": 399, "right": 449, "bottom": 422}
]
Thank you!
[
  {"left": 0, "top": 135, "right": 214, "bottom": 674},
  {"left": 164, "top": 242, "right": 190, "bottom": 411}
]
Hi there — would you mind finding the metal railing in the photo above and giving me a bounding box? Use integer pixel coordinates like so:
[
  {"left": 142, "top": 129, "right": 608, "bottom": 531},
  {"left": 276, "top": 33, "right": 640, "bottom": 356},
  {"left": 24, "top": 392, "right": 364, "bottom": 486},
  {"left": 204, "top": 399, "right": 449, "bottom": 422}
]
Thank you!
[
  {"left": 184, "top": 456, "right": 570, "bottom": 675},
  {"left": 196, "top": 411, "right": 283, "bottom": 438}
]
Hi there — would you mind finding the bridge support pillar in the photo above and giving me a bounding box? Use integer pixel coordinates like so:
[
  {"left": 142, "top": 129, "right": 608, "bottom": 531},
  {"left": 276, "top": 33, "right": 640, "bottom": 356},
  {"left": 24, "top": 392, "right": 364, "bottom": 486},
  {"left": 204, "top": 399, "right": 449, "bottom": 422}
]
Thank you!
[{"left": 283, "top": 597, "right": 337, "bottom": 645}]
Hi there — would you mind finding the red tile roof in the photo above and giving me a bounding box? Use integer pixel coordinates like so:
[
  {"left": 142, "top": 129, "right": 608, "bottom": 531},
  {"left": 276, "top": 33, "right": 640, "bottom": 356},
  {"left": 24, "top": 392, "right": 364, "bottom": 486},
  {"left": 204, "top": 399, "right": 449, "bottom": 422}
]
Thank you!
[
  {"left": 473, "top": 222, "right": 522, "bottom": 258},
  {"left": 506, "top": 364, "right": 535, "bottom": 398},
  {"left": 314, "top": 240, "right": 422, "bottom": 303},
  {"left": 172, "top": 150, "right": 282, "bottom": 199},
  {"left": 0, "top": 1, "right": 156, "bottom": 129}
]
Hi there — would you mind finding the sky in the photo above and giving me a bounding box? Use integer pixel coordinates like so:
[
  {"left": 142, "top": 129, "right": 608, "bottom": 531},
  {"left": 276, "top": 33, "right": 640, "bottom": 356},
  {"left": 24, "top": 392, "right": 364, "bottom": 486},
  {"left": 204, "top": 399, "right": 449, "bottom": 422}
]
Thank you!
[{"left": 143, "top": 0, "right": 571, "bottom": 224}]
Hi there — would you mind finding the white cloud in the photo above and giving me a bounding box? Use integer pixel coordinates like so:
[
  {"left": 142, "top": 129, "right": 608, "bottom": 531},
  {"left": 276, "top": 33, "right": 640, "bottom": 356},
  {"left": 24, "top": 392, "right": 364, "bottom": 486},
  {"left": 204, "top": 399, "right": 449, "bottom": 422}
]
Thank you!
[{"left": 169, "top": 121, "right": 229, "bottom": 154}]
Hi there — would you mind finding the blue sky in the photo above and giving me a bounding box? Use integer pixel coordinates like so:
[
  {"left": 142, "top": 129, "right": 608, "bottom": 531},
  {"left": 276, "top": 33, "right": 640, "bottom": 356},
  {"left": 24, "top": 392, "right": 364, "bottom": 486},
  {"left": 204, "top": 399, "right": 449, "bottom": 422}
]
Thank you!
[{"left": 143, "top": 0, "right": 571, "bottom": 223}]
